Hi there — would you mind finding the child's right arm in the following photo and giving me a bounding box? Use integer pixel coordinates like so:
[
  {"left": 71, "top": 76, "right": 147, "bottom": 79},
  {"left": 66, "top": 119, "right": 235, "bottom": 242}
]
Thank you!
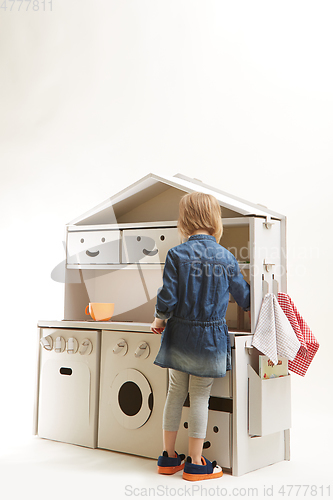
[
  {"left": 154, "top": 249, "right": 178, "bottom": 321},
  {"left": 228, "top": 257, "right": 250, "bottom": 311}
]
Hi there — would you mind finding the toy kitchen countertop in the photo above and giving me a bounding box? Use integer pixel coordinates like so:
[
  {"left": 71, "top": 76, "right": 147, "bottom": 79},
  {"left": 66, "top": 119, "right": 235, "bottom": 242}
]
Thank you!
[
  {"left": 37, "top": 319, "right": 252, "bottom": 342},
  {"left": 37, "top": 319, "right": 153, "bottom": 333}
]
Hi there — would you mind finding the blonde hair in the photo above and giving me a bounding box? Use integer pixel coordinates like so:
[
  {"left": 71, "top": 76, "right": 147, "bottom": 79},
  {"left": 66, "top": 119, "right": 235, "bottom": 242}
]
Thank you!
[{"left": 178, "top": 192, "right": 223, "bottom": 243}]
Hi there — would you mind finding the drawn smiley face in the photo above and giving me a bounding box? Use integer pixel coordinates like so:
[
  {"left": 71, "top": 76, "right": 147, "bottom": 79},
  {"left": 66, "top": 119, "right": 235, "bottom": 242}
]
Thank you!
[
  {"left": 67, "top": 230, "right": 121, "bottom": 265},
  {"left": 122, "top": 229, "right": 172, "bottom": 264},
  {"left": 82, "top": 236, "right": 103, "bottom": 258},
  {"left": 136, "top": 235, "right": 162, "bottom": 257}
]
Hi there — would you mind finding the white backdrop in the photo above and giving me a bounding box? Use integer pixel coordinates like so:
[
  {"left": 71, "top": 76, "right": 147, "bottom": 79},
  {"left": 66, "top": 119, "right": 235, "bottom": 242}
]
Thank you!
[{"left": 0, "top": 0, "right": 332, "bottom": 494}]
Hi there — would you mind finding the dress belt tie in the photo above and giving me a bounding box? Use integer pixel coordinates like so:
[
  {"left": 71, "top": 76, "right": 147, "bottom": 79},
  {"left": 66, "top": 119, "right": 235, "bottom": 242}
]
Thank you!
[{"left": 172, "top": 316, "right": 226, "bottom": 327}]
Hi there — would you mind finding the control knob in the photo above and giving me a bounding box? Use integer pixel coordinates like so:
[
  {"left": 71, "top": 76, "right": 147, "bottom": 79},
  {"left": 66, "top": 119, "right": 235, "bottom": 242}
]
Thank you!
[
  {"left": 113, "top": 339, "right": 128, "bottom": 356},
  {"left": 134, "top": 341, "right": 150, "bottom": 359}
]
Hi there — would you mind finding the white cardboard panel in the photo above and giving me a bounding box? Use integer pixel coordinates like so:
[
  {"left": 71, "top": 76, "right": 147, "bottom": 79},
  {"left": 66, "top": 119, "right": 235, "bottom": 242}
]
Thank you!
[{"left": 248, "top": 365, "right": 291, "bottom": 437}]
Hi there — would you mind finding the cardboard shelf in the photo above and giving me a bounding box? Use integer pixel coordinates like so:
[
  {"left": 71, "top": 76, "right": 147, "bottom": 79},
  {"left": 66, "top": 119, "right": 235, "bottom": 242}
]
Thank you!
[{"left": 67, "top": 264, "right": 165, "bottom": 270}]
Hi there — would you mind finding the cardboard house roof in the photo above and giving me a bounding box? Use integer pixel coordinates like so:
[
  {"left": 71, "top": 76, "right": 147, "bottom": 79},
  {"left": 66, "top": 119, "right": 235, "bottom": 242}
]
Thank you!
[{"left": 68, "top": 173, "right": 285, "bottom": 226}]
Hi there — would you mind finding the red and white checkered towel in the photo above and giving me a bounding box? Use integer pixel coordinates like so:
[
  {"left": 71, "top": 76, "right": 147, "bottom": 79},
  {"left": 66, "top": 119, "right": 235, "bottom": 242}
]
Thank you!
[
  {"left": 277, "top": 292, "right": 319, "bottom": 377},
  {"left": 252, "top": 293, "right": 301, "bottom": 365}
]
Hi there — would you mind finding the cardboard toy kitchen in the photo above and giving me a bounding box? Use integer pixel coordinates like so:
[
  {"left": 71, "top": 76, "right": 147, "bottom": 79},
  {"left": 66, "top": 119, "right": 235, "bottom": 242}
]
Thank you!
[{"left": 34, "top": 173, "right": 290, "bottom": 477}]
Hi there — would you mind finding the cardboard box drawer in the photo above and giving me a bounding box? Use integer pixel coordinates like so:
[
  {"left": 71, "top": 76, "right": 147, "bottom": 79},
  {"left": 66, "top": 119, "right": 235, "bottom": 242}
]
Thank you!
[
  {"left": 122, "top": 228, "right": 179, "bottom": 264},
  {"left": 177, "top": 406, "right": 232, "bottom": 469},
  {"left": 67, "top": 230, "right": 121, "bottom": 265}
]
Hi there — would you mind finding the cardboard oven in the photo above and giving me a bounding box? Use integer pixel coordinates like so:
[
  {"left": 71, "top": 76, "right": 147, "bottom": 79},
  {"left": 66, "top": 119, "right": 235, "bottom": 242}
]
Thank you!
[{"left": 34, "top": 173, "right": 290, "bottom": 476}]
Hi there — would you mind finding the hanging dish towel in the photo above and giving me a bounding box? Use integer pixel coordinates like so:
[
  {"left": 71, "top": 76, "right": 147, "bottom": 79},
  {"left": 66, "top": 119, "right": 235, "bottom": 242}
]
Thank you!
[
  {"left": 252, "top": 293, "right": 301, "bottom": 365},
  {"left": 277, "top": 292, "right": 319, "bottom": 376}
]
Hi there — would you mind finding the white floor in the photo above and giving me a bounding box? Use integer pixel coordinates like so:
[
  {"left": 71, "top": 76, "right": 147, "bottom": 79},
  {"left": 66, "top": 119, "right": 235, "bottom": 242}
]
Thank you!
[{"left": 0, "top": 409, "right": 332, "bottom": 500}]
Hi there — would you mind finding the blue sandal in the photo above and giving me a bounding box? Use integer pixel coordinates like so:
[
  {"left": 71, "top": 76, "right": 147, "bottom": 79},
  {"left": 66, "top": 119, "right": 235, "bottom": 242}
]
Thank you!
[
  {"left": 183, "top": 456, "right": 223, "bottom": 481},
  {"left": 157, "top": 451, "right": 186, "bottom": 475}
]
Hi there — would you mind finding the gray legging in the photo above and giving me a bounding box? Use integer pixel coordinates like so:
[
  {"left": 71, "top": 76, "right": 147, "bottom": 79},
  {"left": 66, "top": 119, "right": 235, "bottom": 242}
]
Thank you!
[{"left": 163, "top": 369, "right": 214, "bottom": 439}]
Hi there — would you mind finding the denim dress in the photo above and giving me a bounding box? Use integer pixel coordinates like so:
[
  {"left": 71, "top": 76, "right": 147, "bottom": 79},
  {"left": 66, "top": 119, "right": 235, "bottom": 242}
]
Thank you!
[{"left": 153, "top": 234, "right": 250, "bottom": 378}]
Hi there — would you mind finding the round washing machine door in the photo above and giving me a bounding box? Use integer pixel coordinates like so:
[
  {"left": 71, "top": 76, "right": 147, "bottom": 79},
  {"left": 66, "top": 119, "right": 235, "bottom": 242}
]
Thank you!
[{"left": 110, "top": 369, "right": 153, "bottom": 429}]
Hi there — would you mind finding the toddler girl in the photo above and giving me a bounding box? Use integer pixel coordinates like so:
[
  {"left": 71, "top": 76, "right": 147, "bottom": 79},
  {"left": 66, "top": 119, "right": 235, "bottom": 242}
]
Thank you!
[{"left": 150, "top": 192, "right": 250, "bottom": 481}]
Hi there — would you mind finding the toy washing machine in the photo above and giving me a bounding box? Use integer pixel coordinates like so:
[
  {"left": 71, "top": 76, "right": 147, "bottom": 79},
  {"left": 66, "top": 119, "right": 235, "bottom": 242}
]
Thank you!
[
  {"left": 37, "top": 328, "right": 101, "bottom": 448},
  {"left": 98, "top": 328, "right": 168, "bottom": 459}
]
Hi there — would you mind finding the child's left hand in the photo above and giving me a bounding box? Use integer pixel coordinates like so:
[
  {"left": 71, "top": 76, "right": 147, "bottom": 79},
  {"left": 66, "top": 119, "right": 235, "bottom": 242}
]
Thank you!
[{"left": 150, "top": 318, "right": 166, "bottom": 334}]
